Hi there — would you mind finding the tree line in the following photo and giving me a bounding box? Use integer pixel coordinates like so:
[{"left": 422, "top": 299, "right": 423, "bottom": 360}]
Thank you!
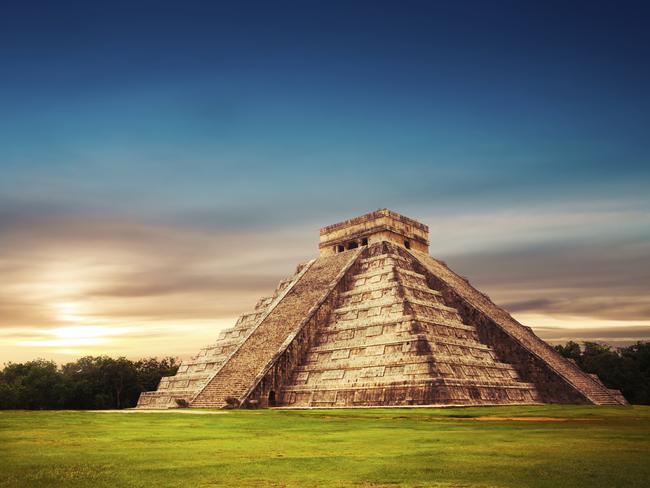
[
  {"left": 554, "top": 341, "right": 650, "bottom": 404},
  {"left": 1, "top": 342, "right": 648, "bottom": 408},
  {"left": 0, "top": 356, "right": 179, "bottom": 409}
]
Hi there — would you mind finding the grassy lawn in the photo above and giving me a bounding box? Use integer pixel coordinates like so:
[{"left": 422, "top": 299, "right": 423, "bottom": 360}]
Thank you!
[{"left": 1, "top": 405, "right": 649, "bottom": 488}]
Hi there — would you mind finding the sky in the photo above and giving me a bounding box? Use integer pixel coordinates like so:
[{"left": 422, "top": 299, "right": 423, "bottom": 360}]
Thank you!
[{"left": 1, "top": 1, "right": 649, "bottom": 363}]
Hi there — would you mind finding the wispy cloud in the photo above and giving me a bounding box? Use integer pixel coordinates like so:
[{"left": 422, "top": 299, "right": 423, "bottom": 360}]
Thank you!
[
  {"left": 0, "top": 197, "right": 648, "bottom": 363},
  {"left": 0, "top": 203, "right": 311, "bottom": 362},
  {"left": 536, "top": 325, "right": 650, "bottom": 346},
  {"left": 446, "top": 236, "right": 650, "bottom": 321}
]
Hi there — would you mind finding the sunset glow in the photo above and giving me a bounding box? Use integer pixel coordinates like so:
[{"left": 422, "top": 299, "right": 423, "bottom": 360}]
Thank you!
[{"left": 0, "top": 2, "right": 648, "bottom": 364}]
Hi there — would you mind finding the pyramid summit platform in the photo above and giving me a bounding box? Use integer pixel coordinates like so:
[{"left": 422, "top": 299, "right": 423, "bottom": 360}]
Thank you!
[{"left": 137, "top": 209, "right": 626, "bottom": 409}]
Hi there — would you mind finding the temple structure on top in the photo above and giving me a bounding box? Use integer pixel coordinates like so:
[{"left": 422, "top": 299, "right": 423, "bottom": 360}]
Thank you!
[
  {"left": 137, "top": 209, "right": 626, "bottom": 409},
  {"left": 320, "top": 209, "right": 429, "bottom": 255}
]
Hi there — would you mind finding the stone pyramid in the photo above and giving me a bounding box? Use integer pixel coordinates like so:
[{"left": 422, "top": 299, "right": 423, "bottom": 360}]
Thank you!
[{"left": 137, "top": 209, "right": 626, "bottom": 408}]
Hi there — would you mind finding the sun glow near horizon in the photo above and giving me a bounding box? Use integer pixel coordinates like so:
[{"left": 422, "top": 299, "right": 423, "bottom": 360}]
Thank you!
[
  {"left": 2, "top": 289, "right": 649, "bottom": 364},
  {"left": 1, "top": 223, "right": 649, "bottom": 364}
]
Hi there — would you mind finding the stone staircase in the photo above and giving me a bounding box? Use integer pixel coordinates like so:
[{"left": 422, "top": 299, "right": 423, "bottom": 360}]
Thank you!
[
  {"left": 190, "top": 250, "right": 361, "bottom": 408},
  {"left": 136, "top": 265, "right": 305, "bottom": 408},
  {"left": 279, "top": 243, "right": 541, "bottom": 407}
]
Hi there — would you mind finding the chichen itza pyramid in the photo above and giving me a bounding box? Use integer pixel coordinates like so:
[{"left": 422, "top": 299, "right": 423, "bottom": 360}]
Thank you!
[{"left": 137, "top": 209, "right": 626, "bottom": 408}]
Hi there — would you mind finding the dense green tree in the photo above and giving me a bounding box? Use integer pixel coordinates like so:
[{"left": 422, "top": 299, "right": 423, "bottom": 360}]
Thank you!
[
  {"left": 61, "top": 356, "right": 141, "bottom": 409},
  {"left": 0, "top": 356, "right": 178, "bottom": 410},
  {"left": 134, "top": 356, "right": 180, "bottom": 393},
  {"left": 619, "top": 342, "right": 650, "bottom": 404},
  {"left": 554, "top": 341, "right": 581, "bottom": 362},
  {"left": 554, "top": 341, "right": 650, "bottom": 404},
  {"left": 0, "top": 360, "right": 67, "bottom": 409}
]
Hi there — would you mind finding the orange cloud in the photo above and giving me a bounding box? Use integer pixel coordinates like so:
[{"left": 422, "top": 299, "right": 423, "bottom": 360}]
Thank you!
[{"left": 1, "top": 202, "right": 648, "bottom": 363}]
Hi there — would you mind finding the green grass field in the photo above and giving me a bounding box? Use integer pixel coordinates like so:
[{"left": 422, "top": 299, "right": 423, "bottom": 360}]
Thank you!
[{"left": 1, "top": 406, "right": 649, "bottom": 488}]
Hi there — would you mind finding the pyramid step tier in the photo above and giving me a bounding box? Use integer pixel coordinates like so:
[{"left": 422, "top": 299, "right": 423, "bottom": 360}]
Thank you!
[
  {"left": 296, "top": 354, "right": 522, "bottom": 376},
  {"left": 283, "top": 377, "right": 539, "bottom": 392},
  {"left": 307, "top": 333, "right": 493, "bottom": 354},
  {"left": 279, "top": 378, "right": 541, "bottom": 407},
  {"left": 333, "top": 295, "right": 457, "bottom": 316},
  {"left": 324, "top": 315, "right": 478, "bottom": 334},
  {"left": 339, "top": 280, "right": 442, "bottom": 300}
]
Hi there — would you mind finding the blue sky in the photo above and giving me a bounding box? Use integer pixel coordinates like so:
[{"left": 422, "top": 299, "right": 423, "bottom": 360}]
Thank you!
[{"left": 1, "top": 1, "right": 649, "bottom": 361}]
